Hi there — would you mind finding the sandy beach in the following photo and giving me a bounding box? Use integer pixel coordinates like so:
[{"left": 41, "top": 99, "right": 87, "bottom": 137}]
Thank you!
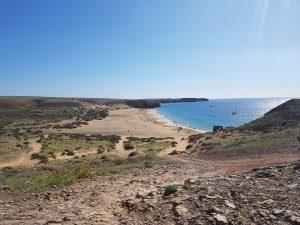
[
  {"left": 52, "top": 108, "right": 202, "bottom": 138},
  {"left": 149, "top": 109, "right": 207, "bottom": 133}
]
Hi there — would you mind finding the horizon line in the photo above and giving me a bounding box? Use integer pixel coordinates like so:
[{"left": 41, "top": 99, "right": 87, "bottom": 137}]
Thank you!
[{"left": 0, "top": 95, "right": 297, "bottom": 100}]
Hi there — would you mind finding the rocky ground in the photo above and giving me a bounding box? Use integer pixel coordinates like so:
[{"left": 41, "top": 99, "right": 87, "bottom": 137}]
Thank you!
[
  {"left": 121, "top": 162, "right": 300, "bottom": 225},
  {"left": 0, "top": 158, "right": 299, "bottom": 225},
  {"left": 0, "top": 158, "right": 215, "bottom": 225}
]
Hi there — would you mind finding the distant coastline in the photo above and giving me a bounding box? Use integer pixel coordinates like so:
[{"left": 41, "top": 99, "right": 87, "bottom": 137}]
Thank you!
[
  {"left": 0, "top": 96, "right": 209, "bottom": 109},
  {"left": 123, "top": 98, "right": 209, "bottom": 109}
]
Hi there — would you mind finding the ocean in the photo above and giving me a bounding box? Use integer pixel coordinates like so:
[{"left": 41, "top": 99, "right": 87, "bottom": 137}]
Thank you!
[{"left": 155, "top": 98, "right": 291, "bottom": 132}]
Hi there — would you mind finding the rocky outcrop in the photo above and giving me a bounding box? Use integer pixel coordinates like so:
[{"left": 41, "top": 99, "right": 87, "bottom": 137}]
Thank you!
[
  {"left": 124, "top": 98, "right": 209, "bottom": 109},
  {"left": 213, "top": 125, "right": 224, "bottom": 132},
  {"left": 124, "top": 99, "right": 161, "bottom": 108}
]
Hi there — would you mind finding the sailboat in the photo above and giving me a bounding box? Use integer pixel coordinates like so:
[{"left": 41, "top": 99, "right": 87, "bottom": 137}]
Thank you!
[{"left": 232, "top": 104, "right": 237, "bottom": 115}]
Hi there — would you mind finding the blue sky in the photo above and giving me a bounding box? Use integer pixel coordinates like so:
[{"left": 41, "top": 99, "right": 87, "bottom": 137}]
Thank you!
[{"left": 0, "top": 0, "right": 299, "bottom": 98}]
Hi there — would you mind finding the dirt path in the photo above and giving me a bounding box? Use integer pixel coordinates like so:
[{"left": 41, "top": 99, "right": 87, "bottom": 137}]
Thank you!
[
  {"left": 114, "top": 136, "right": 129, "bottom": 158},
  {"left": 0, "top": 139, "right": 42, "bottom": 169}
]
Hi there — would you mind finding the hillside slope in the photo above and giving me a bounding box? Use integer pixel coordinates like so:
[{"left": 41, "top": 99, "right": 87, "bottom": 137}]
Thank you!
[
  {"left": 240, "top": 99, "right": 300, "bottom": 131},
  {"left": 187, "top": 99, "right": 300, "bottom": 159}
]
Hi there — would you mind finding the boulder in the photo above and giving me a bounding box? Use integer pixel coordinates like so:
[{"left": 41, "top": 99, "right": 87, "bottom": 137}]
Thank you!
[
  {"left": 224, "top": 200, "right": 236, "bottom": 209},
  {"left": 169, "top": 150, "right": 178, "bottom": 155},
  {"left": 293, "top": 161, "right": 300, "bottom": 171},
  {"left": 121, "top": 199, "right": 136, "bottom": 211},
  {"left": 287, "top": 215, "right": 300, "bottom": 225},
  {"left": 213, "top": 126, "right": 224, "bottom": 132},
  {"left": 214, "top": 214, "right": 228, "bottom": 224},
  {"left": 184, "top": 178, "right": 197, "bottom": 186},
  {"left": 173, "top": 205, "right": 189, "bottom": 217}
]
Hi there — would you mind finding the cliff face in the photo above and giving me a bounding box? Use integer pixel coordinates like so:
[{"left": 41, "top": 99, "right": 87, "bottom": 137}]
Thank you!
[
  {"left": 124, "top": 99, "right": 161, "bottom": 108},
  {"left": 159, "top": 98, "right": 209, "bottom": 104},
  {"left": 124, "top": 98, "right": 209, "bottom": 109},
  {"left": 240, "top": 99, "right": 300, "bottom": 131}
]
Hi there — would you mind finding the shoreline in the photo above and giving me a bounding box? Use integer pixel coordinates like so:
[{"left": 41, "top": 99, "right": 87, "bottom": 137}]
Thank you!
[{"left": 147, "top": 108, "right": 207, "bottom": 133}]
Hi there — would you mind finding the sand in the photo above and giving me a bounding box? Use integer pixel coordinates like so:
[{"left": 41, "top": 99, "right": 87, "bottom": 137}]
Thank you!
[{"left": 53, "top": 108, "right": 203, "bottom": 138}]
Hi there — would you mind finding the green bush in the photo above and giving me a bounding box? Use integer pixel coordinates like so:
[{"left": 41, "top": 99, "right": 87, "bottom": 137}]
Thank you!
[
  {"left": 31, "top": 153, "right": 49, "bottom": 163},
  {"left": 39, "top": 155, "right": 49, "bottom": 164},
  {"left": 144, "top": 162, "right": 153, "bottom": 168},
  {"left": 65, "top": 149, "right": 75, "bottom": 156},
  {"left": 31, "top": 153, "right": 40, "bottom": 160},
  {"left": 186, "top": 144, "right": 193, "bottom": 150},
  {"left": 109, "top": 167, "right": 120, "bottom": 174},
  {"left": 40, "top": 171, "right": 75, "bottom": 187},
  {"left": 188, "top": 134, "right": 205, "bottom": 143},
  {"left": 171, "top": 141, "right": 177, "bottom": 147},
  {"left": 182, "top": 183, "right": 192, "bottom": 190},
  {"left": 123, "top": 141, "right": 134, "bottom": 150},
  {"left": 100, "top": 155, "right": 108, "bottom": 160},
  {"left": 75, "top": 168, "right": 92, "bottom": 178},
  {"left": 145, "top": 151, "right": 156, "bottom": 160},
  {"left": 164, "top": 185, "right": 178, "bottom": 196},
  {"left": 96, "top": 167, "right": 121, "bottom": 176},
  {"left": 235, "top": 214, "right": 246, "bottom": 223},
  {"left": 128, "top": 151, "right": 138, "bottom": 157}
]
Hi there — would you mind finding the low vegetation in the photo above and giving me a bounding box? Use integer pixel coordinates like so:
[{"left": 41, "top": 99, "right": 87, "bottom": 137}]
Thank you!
[
  {"left": 0, "top": 97, "right": 109, "bottom": 131},
  {"left": 0, "top": 132, "right": 31, "bottom": 162},
  {"left": 0, "top": 151, "right": 163, "bottom": 195},
  {"left": 235, "top": 214, "right": 247, "bottom": 223},
  {"left": 188, "top": 127, "right": 300, "bottom": 159},
  {"left": 123, "top": 137, "right": 173, "bottom": 152},
  {"left": 30, "top": 153, "right": 49, "bottom": 163},
  {"left": 40, "top": 133, "right": 120, "bottom": 158},
  {"left": 0, "top": 97, "right": 80, "bottom": 129}
]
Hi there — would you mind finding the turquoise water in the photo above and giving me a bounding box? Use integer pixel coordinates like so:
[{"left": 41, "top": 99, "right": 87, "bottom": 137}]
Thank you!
[{"left": 156, "top": 98, "right": 290, "bottom": 131}]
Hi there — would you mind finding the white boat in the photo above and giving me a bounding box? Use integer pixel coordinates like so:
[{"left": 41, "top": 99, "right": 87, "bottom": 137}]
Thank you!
[{"left": 232, "top": 104, "right": 237, "bottom": 115}]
